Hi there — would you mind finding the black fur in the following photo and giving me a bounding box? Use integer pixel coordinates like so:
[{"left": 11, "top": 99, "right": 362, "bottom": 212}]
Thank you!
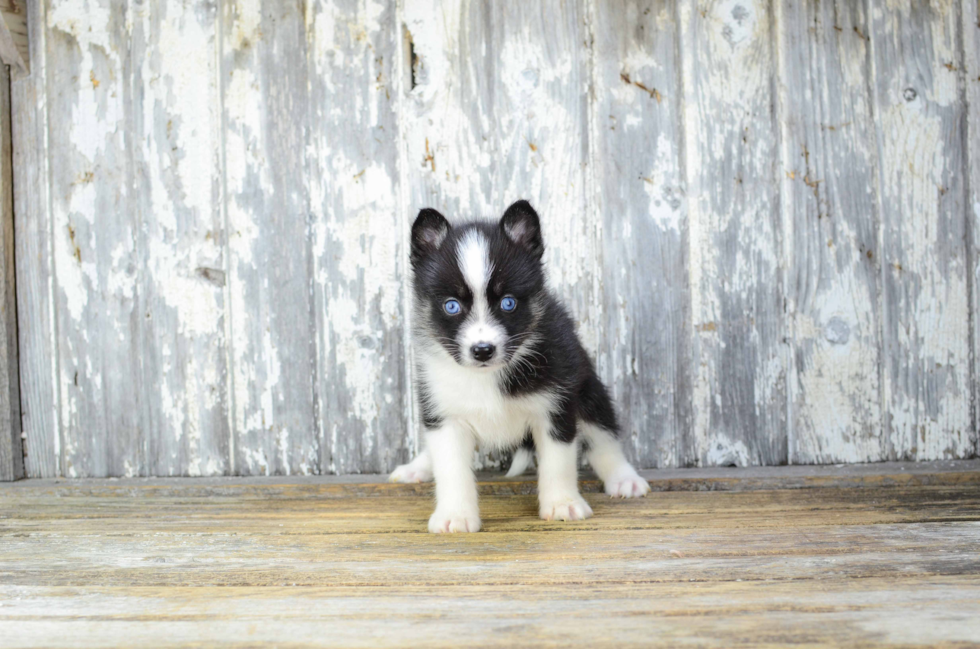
[
  {"left": 417, "top": 381, "right": 443, "bottom": 430},
  {"left": 411, "top": 200, "right": 619, "bottom": 445}
]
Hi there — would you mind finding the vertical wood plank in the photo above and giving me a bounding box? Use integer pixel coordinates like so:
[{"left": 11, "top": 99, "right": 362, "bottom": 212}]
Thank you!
[
  {"left": 12, "top": 0, "right": 59, "bottom": 477},
  {"left": 307, "top": 0, "right": 407, "bottom": 475},
  {"left": 590, "top": 0, "right": 690, "bottom": 468},
  {"left": 0, "top": 61, "right": 24, "bottom": 480},
  {"left": 679, "top": 0, "right": 787, "bottom": 466},
  {"left": 46, "top": 0, "right": 143, "bottom": 477},
  {"left": 776, "top": 0, "right": 884, "bottom": 463},
  {"left": 401, "top": 0, "right": 593, "bottom": 468},
  {"left": 132, "top": 0, "right": 230, "bottom": 476},
  {"left": 963, "top": 0, "right": 980, "bottom": 457},
  {"left": 221, "top": 0, "right": 317, "bottom": 475},
  {"left": 872, "top": 0, "right": 974, "bottom": 459}
]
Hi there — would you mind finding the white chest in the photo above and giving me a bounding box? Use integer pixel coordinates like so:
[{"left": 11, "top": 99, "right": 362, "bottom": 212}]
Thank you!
[{"left": 419, "top": 354, "right": 552, "bottom": 449}]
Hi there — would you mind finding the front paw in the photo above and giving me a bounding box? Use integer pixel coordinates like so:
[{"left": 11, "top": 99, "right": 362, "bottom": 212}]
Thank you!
[
  {"left": 428, "top": 507, "right": 481, "bottom": 533},
  {"left": 604, "top": 467, "right": 651, "bottom": 498},
  {"left": 539, "top": 493, "right": 593, "bottom": 521},
  {"left": 389, "top": 462, "right": 433, "bottom": 484}
]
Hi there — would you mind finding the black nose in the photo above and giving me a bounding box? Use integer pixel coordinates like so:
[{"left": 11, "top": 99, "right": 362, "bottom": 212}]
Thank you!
[{"left": 471, "top": 342, "right": 496, "bottom": 362}]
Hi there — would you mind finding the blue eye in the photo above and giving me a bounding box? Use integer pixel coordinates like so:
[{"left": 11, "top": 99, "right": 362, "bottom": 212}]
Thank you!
[
  {"left": 500, "top": 296, "right": 517, "bottom": 312},
  {"left": 444, "top": 299, "right": 461, "bottom": 315}
]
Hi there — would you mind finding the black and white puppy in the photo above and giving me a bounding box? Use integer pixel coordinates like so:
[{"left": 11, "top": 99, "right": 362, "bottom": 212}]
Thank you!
[{"left": 389, "top": 200, "right": 650, "bottom": 533}]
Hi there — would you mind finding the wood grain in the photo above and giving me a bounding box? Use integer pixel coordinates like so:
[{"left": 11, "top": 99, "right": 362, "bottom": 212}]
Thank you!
[
  {"left": 776, "top": 0, "right": 884, "bottom": 463},
  {"left": 133, "top": 0, "right": 230, "bottom": 477},
  {"left": 0, "top": 61, "right": 23, "bottom": 481},
  {"left": 0, "top": 477, "right": 978, "bottom": 647},
  {"left": 307, "top": 0, "right": 408, "bottom": 475},
  {"left": 679, "top": 0, "right": 786, "bottom": 466},
  {"left": 9, "top": 0, "right": 980, "bottom": 477},
  {"left": 46, "top": 0, "right": 143, "bottom": 477},
  {"left": 963, "top": 0, "right": 980, "bottom": 458},
  {"left": 872, "top": 0, "right": 974, "bottom": 460},
  {"left": 221, "top": 0, "right": 318, "bottom": 476},
  {"left": 1, "top": 578, "right": 979, "bottom": 649},
  {"left": 591, "top": 0, "right": 691, "bottom": 468},
  {"left": 12, "top": 0, "right": 58, "bottom": 478}
]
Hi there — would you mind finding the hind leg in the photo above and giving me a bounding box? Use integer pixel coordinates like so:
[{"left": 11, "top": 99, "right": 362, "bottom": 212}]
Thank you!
[
  {"left": 581, "top": 421, "right": 650, "bottom": 498},
  {"left": 388, "top": 448, "right": 433, "bottom": 483}
]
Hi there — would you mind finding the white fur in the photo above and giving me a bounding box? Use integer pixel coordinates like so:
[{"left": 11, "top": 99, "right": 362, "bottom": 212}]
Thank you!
[
  {"left": 456, "top": 231, "right": 506, "bottom": 366},
  {"left": 458, "top": 230, "right": 491, "bottom": 309},
  {"left": 426, "top": 423, "right": 481, "bottom": 533},
  {"left": 388, "top": 450, "right": 433, "bottom": 483},
  {"left": 414, "top": 346, "right": 586, "bottom": 531},
  {"left": 505, "top": 447, "right": 534, "bottom": 477},
  {"left": 418, "top": 348, "right": 551, "bottom": 451},
  {"left": 533, "top": 422, "right": 593, "bottom": 521},
  {"left": 580, "top": 421, "right": 651, "bottom": 498}
]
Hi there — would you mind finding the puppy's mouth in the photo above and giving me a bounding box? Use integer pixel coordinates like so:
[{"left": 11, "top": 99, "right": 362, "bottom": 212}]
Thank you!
[
  {"left": 464, "top": 358, "right": 507, "bottom": 370},
  {"left": 460, "top": 349, "right": 511, "bottom": 370}
]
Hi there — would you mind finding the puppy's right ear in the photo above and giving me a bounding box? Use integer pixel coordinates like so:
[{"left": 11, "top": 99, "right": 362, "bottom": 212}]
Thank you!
[{"left": 411, "top": 208, "right": 451, "bottom": 260}]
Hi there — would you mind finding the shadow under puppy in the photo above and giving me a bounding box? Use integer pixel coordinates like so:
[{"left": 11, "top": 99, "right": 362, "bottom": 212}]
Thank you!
[{"left": 390, "top": 200, "right": 650, "bottom": 533}]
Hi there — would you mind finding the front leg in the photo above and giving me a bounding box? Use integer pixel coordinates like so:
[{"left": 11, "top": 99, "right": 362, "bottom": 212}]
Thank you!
[
  {"left": 533, "top": 412, "right": 593, "bottom": 522},
  {"left": 426, "top": 423, "right": 481, "bottom": 533}
]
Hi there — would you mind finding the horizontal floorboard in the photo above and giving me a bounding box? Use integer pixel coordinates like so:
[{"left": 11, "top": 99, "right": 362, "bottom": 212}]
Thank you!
[{"left": 1, "top": 467, "right": 978, "bottom": 647}]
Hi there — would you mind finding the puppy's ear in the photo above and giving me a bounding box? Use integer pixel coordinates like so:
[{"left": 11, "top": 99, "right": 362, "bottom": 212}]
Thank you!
[
  {"left": 412, "top": 208, "right": 451, "bottom": 260},
  {"left": 500, "top": 200, "right": 543, "bottom": 258}
]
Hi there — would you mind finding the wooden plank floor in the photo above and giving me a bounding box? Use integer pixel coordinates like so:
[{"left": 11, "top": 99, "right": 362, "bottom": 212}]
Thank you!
[{"left": 2, "top": 462, "right": 980, "bottom": 648}]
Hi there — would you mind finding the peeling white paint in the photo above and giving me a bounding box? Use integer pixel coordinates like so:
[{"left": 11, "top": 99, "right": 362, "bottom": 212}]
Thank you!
[
  {"left": 642, "top": 133, "right": 684, "bottom": 233},
  {"left": 23, "top": 0, "right": 980, "bottom": 477},
  {"left": 682, "top": 0, "right": 784, "bottom": 465},
  {"left": 874, "top": 1, "right": 972, "bottom": 461},
  {"left": 705, "top": 435, "right": 751, "bottom": 467}
]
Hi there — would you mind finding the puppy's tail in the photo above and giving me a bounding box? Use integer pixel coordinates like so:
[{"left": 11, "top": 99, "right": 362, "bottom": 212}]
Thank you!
[{"left": 505, "top": 447, "right": 535, "bottom": 478}]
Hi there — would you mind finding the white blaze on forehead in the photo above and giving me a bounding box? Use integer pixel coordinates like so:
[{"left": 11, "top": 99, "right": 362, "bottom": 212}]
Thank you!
[
  {"left": 457, "top": 230, "right": 491, "bottom": 307},
  {"left": 456, "top": 230, "right": 506, "bottom": 361}
]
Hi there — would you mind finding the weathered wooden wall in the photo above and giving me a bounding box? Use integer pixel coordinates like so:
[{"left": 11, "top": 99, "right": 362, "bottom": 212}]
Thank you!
[
  {"left": 11, "top": 0, "right": 980, "bottom": 478},
  {"left": 0, "top": 59, "right": 24, "bottom": 481}
]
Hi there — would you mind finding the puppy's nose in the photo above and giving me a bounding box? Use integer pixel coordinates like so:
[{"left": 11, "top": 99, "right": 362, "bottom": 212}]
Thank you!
[{"left": 471, "top": 342, "right": 496, "bottom": 362}]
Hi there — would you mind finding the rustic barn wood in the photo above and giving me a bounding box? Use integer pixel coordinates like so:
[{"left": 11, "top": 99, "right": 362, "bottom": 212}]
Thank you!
[
  {"left": 0, "top": 0, "right": 28, "bottom": 74},
  {"left": 679, "top": 0, "right": 787, "bottom": 466},
  {"left": 0, "top": 61, "right": 23, "bottom": 481},
  {"left": 1, "top": 466, "right": 979, "bottom": 646},
  {"left": 11, "top": 0, "right": 57, "bottom": 478},
  {"left": 592, "top": 0, "right": 691, "bottom": 468},
  {"left": 45, "top": 0, "right": 143, "bottom": 478},
  {"left": 872, "top": 1, "right": 973, "bottom": 460},
  {"left": 221, "top": 0, "right": 320, "bottom": 476},
  {"left": 776, "top": 0, "right": 884, "bottom": 463},
  {"left": 133, "top": 0, "right": 232, "bottom": 478},
  {"left": 964, "top": 0, "right": 980, "bottom": 460},
  {"left": 308, "top": 0, "right": 409, "bottom": 475},
  {"left": 10, "top": 0, "right": 980, "bottom": 477}
]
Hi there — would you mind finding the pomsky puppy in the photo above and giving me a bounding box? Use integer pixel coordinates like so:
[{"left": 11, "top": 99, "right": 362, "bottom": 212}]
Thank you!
[{"left": 389, "top": 200, "right": 650, "bottom": 533}]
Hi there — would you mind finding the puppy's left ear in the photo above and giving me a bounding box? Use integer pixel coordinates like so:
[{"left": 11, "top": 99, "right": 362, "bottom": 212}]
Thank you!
[{"left": 500, "top": 200, "right": 543, "bottom": 258}]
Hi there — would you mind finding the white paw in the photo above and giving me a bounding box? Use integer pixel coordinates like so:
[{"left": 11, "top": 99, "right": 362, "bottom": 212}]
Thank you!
[
  {"left": 604, "top": 468, "right": 651, "bottom": 498},
  {"left": 539, "top": 493, "right": 593, "bottom": 521},
  {"left": 389, "top": 462, "right": 433, "bottom": 484},
  {"left": 428, "top": 507, "right": 481, "bottom": 533}
]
